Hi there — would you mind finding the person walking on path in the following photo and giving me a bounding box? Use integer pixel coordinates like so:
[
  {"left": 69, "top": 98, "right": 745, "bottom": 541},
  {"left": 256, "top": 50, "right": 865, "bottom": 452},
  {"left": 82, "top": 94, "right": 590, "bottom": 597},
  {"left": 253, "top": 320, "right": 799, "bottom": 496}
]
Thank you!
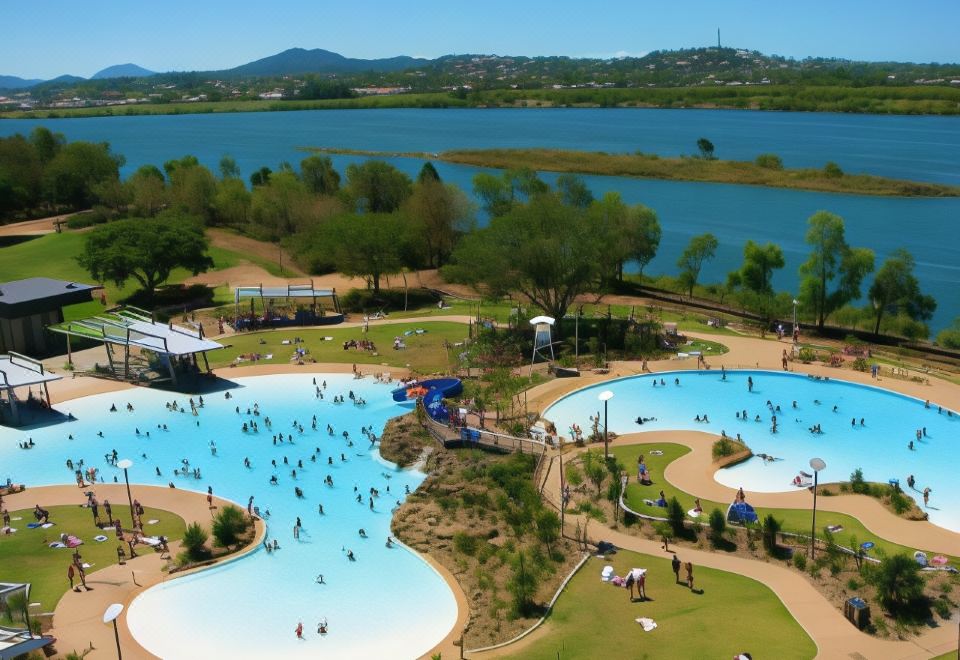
[
  {"left": 672, "top": 554, "right": 682, "bottom": 584},
  {"left": 67, "top": 563, "right": 76, "bottom": 591},
  {"left": 685, "top": 561, "right": 695, "bottom": 590}
]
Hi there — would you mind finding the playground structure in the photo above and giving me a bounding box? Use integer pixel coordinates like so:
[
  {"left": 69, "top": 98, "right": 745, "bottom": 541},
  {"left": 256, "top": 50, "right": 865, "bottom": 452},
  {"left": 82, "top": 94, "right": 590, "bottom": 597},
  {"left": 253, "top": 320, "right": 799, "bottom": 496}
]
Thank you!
[{"left": 233, "top": 282, "right": 344, "bottom": 331}]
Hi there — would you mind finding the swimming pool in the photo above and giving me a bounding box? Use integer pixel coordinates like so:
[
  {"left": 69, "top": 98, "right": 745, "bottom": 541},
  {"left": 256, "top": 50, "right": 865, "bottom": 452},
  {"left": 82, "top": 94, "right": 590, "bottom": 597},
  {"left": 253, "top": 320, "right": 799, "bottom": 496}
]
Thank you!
[
  {"left": 0, "top": 374, "right": 457, "bottom": 659},
  {"left": 543, "top": 370, "right": 960, "bottom": 533}
]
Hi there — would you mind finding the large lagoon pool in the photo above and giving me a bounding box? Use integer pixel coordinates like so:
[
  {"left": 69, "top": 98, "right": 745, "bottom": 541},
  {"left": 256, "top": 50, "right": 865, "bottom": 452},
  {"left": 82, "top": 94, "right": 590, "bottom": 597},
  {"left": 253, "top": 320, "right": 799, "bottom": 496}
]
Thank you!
[
  {"left": 544, "top": 370, "right": 960, "bottom": 533},
  {"left": 0, "top": 374, "right": 457, "bottom": 659}
]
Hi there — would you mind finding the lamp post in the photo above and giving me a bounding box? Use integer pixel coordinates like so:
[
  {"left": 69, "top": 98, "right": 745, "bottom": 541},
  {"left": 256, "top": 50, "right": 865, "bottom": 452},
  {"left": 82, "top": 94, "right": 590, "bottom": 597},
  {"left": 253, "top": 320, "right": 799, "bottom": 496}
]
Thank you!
[
  {"left": 103, "top": 603, "right": 124, "bottom": 659},
  {"left": 116, "top": 459, "right": 134, "bottom": 526},
  {"left": 792, "top": 299, "right": 799, "bottom": 337},
  {"left": 598, "top": 390, "right": 614, "bottom": 459},
  {"left": 809, "top": 457, "right": 826, "bottom": 559}
]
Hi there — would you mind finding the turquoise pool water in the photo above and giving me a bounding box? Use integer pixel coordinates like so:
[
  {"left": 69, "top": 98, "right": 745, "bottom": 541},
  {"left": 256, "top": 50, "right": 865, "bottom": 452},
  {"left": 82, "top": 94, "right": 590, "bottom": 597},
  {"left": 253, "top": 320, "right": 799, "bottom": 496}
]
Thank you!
[
  {"left": 543, "top": 370, "right": 960, "bottom": 533},
  {"left": 0, "top": 374, "right": 457, "bottom": 659}
]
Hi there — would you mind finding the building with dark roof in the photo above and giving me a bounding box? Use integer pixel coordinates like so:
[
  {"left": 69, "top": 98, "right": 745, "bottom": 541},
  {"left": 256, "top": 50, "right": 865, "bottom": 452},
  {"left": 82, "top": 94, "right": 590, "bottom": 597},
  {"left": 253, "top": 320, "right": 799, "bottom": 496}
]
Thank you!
[{"left": 0, "top": 278, "right": 100, "bottom": 355}]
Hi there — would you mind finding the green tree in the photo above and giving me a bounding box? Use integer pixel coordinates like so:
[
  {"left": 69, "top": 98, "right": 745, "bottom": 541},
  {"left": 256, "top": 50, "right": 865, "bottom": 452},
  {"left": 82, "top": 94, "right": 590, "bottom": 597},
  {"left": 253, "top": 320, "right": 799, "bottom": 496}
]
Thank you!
[
  {"left": 318, "top": 213, "right": 407, "bottom": 293},
  {"left": 761, "top": 514, "right": 781, "bottom": 555},
  {"left": 250, "top": 171, "right": 315, "bottom": 240},
  {"left": 755, "top": 153, "right": 783, "bottom": 170},
  {"left": 471, "top": 168, "right": 548, "bottom": 218},
  {"left": 213, "top": 178, "right": 252, "bottom": 228},
  {"left": 0, "top": 134, "right": 43, "bottom": 214},
  {"left": 417, "top": 161, "right": 441, "bottom": 184},
  {"left": 868, "top": 249, "right": 935, "bottom": 336},
  {"left": 728, "top": 240, "right": 786, "bottom": 330},
  {"left": 77, "top": 212, "right": 213, "bottom": 295},
  {"left": 508, "top": 550, "right": 539, "bottom": 616},
  {"left": 798, "top": 211, "right": 875, "bottom": 330},
  {"left": 211, "top": 505, "right": 249, "bottom": 550},
  {"left": 44, "top": 141, "right": 123, "bottom": 209},
  {"left": 556, "top": 173, "right": 594, "bottom": 208},
  {"left": 404, "top": 179, "right": 474, "bottom": 268},
  {"left": 677, "top": 233, "right": 719, "bottom": 297},
  {"left": 582, "top": 451, "right": 606, "bottom": 496},
  {"left": 345, "top": 160, "right": 412, "bottom": 213},
  {"left": 624, "top": 204, "right": 661, "bottom": 281},
  {"left": 168, "top": 162, "right": 217, "bottom": 223},
  {"left": 29, "top": 126, "right": 65, "bottom": 164},
  {"left": 125, "top": 165, "right": 168, "bottom": 217},
  {"left": 708, "top": 508, "right": 726, "bottom": 545},
  {"left": 936, "top": 317, "right": 960, "bottom": 349},
  {"left": 249, "top": 166, "right": 272, "bottom": 187},
  {"left": 697, "top": 137, "right": 716, "bottom": 160},
  {"left": 445, "top": 192, "right": 602, "bottom": 319},
  {"left": 219, "top": 155, "right": 241, "bottom": 180},
  {"left": 868, "top": 554, "right": 925, "bottom": 614},
  {"left": 667, "top": 496, "right": 686, "bottom": 535},
  {"left": 300, "top": 155, "right": 340, "bottom": 196}
]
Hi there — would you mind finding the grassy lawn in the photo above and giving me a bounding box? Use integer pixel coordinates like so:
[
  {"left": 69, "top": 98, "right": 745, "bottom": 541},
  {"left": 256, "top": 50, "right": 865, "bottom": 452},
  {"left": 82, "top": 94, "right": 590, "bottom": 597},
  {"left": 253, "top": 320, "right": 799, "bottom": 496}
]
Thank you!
[
  {"left": 211, "top": 321, "right": 470, "bottom": 373},
  {"left": 510, "top": 552, "right": 816, "bottom": 660},
  {"left": 610, "top": 444, "right": 954, "bottom": 563},
  {"left": 0, "top": 231, "right": 275, "bottom": 318},
  {"left": 0, "top": 504, "right": 185, "bottom": 612}
]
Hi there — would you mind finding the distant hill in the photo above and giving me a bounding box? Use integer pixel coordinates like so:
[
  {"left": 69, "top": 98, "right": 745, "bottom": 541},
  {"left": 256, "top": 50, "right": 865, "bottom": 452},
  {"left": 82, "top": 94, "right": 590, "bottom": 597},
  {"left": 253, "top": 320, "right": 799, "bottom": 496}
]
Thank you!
[
  {"left": 92, "top": 63, "right": 156, "bottom": 79},
  {"left": 225, "top": 47, "right": 429, "bottom": 77},
  {"left": 0, "top": 75, "right": 44, "bottom": 90}
]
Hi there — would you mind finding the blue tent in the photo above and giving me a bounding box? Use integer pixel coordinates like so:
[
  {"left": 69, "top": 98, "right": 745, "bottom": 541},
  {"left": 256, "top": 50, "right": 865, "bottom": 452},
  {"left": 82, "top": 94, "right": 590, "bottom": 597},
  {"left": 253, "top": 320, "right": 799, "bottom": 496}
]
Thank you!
[{"left": 727, "top": 501, "right": 759, "bottom": 524}]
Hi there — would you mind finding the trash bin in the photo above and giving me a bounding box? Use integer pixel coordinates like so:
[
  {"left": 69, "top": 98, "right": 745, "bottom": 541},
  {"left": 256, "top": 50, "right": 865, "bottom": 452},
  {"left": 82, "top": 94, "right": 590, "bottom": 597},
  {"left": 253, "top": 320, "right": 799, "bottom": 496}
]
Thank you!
[{"left": 844, "top": 597, "right": 870, "bottom": 629}]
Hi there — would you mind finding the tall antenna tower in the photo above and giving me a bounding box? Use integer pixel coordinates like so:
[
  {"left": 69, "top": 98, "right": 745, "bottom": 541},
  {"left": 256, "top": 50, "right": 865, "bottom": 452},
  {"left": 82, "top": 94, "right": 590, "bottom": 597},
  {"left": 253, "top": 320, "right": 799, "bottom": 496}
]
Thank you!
[{"left": 717, "top": 28, "right": 721, "bottom": 48}]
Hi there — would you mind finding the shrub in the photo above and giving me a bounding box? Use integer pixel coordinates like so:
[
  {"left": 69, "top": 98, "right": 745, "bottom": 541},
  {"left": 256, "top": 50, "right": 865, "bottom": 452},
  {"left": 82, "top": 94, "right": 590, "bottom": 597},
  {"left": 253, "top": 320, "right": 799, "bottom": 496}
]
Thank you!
[
  {"left": 667, "top": 497, "right": 686, "bottom": 535},
  {"left": 852, "top": 357, "right": 869, "bottom": 372},
  {"left": 847, "top": 578, "right": 862, "bottom": 590},
  {"left": 761, "top": 514, "right": 781, "bottom": 555},
  {"left": 889, "top": 489, "right": 910, "bottom": 515},
  {"left": 755, "top": 153, "right": 784, "bottom": 170},
  {"left": 708, "top": 508, "right": 726, "bottom": 544},
  {"left": 508, "top": 551, "right": 539, "bottom": 617},
  {"left": 823, "top": 161, "right": 844, "bottom": 178},
  {"left": 797, "top": 347, "right": 816, "bottom": 363},
  {"left": 181, "top": 522, "right": 210, "bottom": 561},
  {"left": 712, "top": 437, "right": 738, "bottom": 459},
  {"left": 868, "top": 554, "right": 926, "bottom": 614},
  {"left": 849, "top": 468, "right": 871, "bottom": 495},
  {"left": 453, "top": 532, "right": 479, "bottom": 556},
  {"left": 793, "top": 552, "right": 807, "bottom": 571},
  {"left": 933, "top": 597, "right": 952, "bottom": 619},
  {"left": 211, "top": 505, "right": 248, "bottom": 550}
]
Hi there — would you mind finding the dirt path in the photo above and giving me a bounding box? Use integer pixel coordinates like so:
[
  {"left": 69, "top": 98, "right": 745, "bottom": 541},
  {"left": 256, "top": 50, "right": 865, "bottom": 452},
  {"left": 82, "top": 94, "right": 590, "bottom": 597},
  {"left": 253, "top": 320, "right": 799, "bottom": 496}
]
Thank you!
[
  {"left": 0, "top": 214, "right": 79, "bottom": 237},
  {"left": 206, "top": 228, "right": 306, "bottom": 277}
]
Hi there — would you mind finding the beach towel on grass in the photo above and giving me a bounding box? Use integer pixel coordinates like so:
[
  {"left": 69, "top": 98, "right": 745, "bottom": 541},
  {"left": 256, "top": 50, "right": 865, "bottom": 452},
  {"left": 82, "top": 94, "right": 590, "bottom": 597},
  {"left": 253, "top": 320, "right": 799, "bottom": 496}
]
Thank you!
[{"left": 635, "top": 617, "right": 657, "bottom": 632}]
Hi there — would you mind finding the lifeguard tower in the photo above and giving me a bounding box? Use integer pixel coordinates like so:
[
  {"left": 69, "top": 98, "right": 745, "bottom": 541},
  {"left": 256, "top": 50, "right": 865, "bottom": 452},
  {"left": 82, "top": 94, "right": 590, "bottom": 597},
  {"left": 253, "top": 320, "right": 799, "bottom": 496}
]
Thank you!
[{"left": 529, "top": 315, "right": 556, "bottom": 367}]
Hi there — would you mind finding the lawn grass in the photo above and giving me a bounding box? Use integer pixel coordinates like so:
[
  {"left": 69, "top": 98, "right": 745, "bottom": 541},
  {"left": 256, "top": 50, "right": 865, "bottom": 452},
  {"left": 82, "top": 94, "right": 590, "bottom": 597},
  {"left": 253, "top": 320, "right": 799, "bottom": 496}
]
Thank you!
[
  {"left": 0, "top": 231, "right": 275, "bottom": 318},
  {"left": 0, "top": 504, "right": 185, "bottom": 612},
  {"left": 610, "top": 444, "right": 955, "bottom": 563},
  {"left": 510, "top": 552, "right": 816, "bottom": 660},
  {"left": 211, "top": 321, "right": 470, "bottom": 374}
]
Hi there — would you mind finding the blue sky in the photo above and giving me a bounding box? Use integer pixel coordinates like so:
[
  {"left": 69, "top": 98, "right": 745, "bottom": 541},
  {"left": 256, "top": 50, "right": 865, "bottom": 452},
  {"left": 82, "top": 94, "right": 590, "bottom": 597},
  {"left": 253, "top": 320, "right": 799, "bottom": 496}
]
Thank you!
[{"left": 4, "top": 0, "right": 958, "bottom": 79}]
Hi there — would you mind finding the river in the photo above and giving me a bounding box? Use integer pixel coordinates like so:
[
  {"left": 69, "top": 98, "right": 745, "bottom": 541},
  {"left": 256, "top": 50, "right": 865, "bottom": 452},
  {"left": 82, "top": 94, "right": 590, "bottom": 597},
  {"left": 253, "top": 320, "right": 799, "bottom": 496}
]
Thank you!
[{"left": 1, "top": 108, "right": 957, "bottom": 331}]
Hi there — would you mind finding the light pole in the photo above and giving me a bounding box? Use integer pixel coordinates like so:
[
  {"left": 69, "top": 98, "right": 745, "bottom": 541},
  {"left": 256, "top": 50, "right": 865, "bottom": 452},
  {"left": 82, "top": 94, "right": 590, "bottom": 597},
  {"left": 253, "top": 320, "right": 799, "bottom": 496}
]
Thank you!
[
  {"left": 103, "top": 603, "right": 124, "bottom": 659},
  {"left": 809, "top": 457, "right": 826, "bottom": 559},
  {"left": 116, "top": 459, "right": 134, "bottom": 526},
  {"left": 598, "top": 390, "right": 614, "bottom": 459},
  {"left": 792, "top": 299, "right": 799, "bottom": 338}
]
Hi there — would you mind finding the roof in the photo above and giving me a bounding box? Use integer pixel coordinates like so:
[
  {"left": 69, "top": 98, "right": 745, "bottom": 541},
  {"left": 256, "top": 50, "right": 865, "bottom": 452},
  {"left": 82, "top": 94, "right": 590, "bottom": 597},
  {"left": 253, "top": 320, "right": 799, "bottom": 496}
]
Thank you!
[
  {"left": 235, "top": 284, "right": 337, "bottom": 303},
  {"left": 0, "top": 278, "right": 99, "bottom": 319},
  {"left": 0, "top": 355, "right": 61, "bottom": 389},
  {"left": 0, "top": 627, "right": 55, "bottom": 660},
  {"left": 48, "top": 308, "right": 223, "bottom": 357}
]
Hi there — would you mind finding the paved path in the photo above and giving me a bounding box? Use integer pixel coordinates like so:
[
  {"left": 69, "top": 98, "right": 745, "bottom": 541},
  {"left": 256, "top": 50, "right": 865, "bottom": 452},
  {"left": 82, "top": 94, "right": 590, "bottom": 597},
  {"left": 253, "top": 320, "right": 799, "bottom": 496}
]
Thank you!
[{"left": 4, "top": 484, "right": 264, "bottom": 660}]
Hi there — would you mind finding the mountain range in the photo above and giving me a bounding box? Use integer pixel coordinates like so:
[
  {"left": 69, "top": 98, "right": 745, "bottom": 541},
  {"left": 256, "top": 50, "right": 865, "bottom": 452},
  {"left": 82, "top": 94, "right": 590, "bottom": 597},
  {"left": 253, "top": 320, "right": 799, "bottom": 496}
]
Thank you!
[{"left": 0, "top": 48, "right": 430, "bottom": 90}]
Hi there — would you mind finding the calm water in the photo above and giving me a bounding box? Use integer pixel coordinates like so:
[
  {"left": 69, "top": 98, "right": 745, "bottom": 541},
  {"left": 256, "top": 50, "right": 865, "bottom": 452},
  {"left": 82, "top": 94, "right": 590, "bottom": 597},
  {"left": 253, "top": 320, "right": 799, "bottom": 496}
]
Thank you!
[
  {"left": 543, "top": 370, "right": 960, "bottom": 533},
  {"left": 1, "top": 109, "right": 957, "bottom": 330},
  {"left": 0, "top": 374, "right": 457, "bottom": 659}
]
